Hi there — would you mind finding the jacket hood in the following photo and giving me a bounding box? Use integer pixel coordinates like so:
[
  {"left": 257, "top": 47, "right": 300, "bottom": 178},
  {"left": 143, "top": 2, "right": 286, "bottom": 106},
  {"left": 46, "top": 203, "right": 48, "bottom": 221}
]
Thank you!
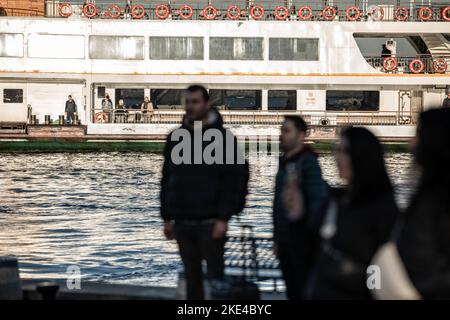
[{"left": 181, "top": 107, "right": 224, "bottom": 130}]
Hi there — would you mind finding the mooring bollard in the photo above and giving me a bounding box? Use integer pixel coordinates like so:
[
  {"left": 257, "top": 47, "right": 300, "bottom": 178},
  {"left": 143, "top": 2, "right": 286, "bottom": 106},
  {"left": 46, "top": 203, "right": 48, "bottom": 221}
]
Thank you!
[
  {"left": 30, "top": 115, "right": 37, "bottom": 125},
  {"left": 59, "top": 115, "right": 65, "bottom": 125},
  {"left": 44, "top": 115, "right": 51, "bottom": 125},
  {"left": 0, "top": 256, "right": 22, "bottom": 300},
  {"left": 73, "top": 114, "right": 79, "bottom": 125}
]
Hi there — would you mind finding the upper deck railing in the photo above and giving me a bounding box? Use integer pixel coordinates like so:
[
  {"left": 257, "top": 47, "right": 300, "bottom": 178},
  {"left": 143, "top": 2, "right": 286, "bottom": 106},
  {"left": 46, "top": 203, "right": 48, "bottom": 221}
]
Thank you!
[
  {"left": 40, "top": 1, "right": 450, "bottom": 22},
  {"left": 366, "top": 55, "right": 449, "bottom": 73}
]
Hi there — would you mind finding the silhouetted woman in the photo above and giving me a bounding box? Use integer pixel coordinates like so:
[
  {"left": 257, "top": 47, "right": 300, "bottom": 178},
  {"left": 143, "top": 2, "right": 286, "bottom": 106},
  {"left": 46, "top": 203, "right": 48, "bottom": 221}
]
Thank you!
[
  {"left": 398, "top": 108, "right": 450, "bottom": 299},
  {"left": 307, "top": 127, "right": 398, "bottom": 299}
]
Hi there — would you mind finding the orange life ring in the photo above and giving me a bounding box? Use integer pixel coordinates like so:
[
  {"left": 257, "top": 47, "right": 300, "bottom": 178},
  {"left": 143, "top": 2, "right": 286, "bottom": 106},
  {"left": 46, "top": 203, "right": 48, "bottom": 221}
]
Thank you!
[
  {"left": 59, "top": 3, "right": 72, "bottom": 17},
  {"left": 154, "top": 4, "right": 169, "bottom": 19},
  {"left": 297, "top": 6, "right": 312, "bottom": 20},
  {"left": 345, "top": 6, "right": 360, "bottom": 21},
  {"left": 250, "top": 5, "right": 265, "bottom": 20},
  {"left": 418, "top": 7, "right": 433, "bottom": 21},
  {"left": 394, "top": 7, "right": 409, "bottom": 21},
  {"left": 433, "top": 58, "right": 448, "bottom": 73},
  {"left": 383, "top": 57, "right": 397, "bottom": 72},
  {"left": 322, "top": 6, "right": 337, "bottom": 21},
  {"left": 179, "top": 5, "right": 193, "bottom": 20},
  {"left": 226, "top": 5, "right": 241, "bottom": 20},
  {"left": 409, "top": 59, "right": 425, "bottom": 74},
  {"left": 82, "top": 3, "right": 97, "bottom": 18},
  {"left": 131, "top": 4, "right": 146, "bottom": 19},
  {"left": 274, "top": 6, "right": 289, "bottom": 20},
  {"left": 108, "top": 5, "right": 121, "bottom": 19},
  {"left": 442, "top": 6, "right": 450, "bottom": 21},
  {"left": 202, "top": 5, "right": 217, "bottom": 20},
  {"left": 94, "top": 112, "right": 109, "bottom": 124}
]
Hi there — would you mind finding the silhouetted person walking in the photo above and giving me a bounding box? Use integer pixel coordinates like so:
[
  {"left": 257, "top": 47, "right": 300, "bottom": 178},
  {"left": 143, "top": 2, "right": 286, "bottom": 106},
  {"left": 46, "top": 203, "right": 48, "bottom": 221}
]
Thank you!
[
  {"left": 160, "top": 85, "right": 249, "bottom": 300},
  {"left": 398, "top": 108, "right": 450, "bottom": 299},
  {"left": 273, "top": 116, "right": 328, "bottom": 300},
  {"left": 307, "top": 127, "right": 398, "bottom": 299}
]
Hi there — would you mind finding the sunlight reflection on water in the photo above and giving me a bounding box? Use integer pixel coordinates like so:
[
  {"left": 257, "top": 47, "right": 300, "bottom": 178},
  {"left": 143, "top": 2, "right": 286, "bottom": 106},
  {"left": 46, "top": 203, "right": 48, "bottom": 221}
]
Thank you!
[{"left": 0, "top": 151, "right": 414, "bottom": 286}]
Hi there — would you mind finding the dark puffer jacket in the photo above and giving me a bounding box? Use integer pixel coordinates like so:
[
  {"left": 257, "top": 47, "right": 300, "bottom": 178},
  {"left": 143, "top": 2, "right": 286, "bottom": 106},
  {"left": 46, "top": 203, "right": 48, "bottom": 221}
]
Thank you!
[
  {"left": 160, "top": 108, "right": 249, "bottom": 221},
  {"left": 398, "top": 189, "right": 450, "bottom": 299}
]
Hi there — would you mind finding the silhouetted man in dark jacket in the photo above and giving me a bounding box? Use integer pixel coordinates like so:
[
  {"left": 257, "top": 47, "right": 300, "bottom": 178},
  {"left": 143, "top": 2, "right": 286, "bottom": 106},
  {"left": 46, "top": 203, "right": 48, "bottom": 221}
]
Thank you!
[
  {"left": 160, "top": 85, "right": 249, "bottom": 300},
  {"left": 273, "top": 116, "right": 328, "bottom": 300},
  {"left": 443, "top": 92, "right": 450, "bottom": 108},
  {"left": 65, "top": 95, "right": 77, "bottom": 124}
]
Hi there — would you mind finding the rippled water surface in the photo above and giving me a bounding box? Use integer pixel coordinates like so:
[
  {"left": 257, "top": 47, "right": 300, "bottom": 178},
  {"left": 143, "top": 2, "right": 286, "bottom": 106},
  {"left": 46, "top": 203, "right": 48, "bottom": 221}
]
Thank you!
[{"left": 0, "top": 152, "right": 414, "bottom": 286}]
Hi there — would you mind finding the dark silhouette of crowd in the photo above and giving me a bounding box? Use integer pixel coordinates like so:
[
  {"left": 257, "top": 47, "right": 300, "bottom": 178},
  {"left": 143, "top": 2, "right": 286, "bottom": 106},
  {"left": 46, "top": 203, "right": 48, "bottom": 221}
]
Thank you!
[{"left": 160, "top": 84, "right": 450, "bottom": 300}]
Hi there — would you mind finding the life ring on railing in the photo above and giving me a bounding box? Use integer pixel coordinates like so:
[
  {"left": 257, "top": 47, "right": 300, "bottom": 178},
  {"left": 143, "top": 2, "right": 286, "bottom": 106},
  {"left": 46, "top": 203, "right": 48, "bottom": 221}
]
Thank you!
[
  {"left": 274, "top": 6, "right": 289, "bottom": 20},
  {"left": 202, "top": 5, "right": 217, "bottom": 20},
  {"left": 368, "top": 5, "right": 384, "bottom": 21},
  {"left": 322, "top": 6, "right": 337, "bottom": 21},
  {"left": 394, "top": 7, "right": 409, "bottom": 21},
  {"left": 59, "top": 3, "right": 72, "bottom": 17},
  {"left": 409, "top": 59, "right": 425, "bottom": 74},
  {"left": 297, "top": 6, "right": 312, "bottom": 20},
  {"left": 418, "top": 7, "right": 433, "bottom": 21},
  {"left": 94, "top": 112, "right": 108, "bottom": 124},
  {"left": 383, "top": 57, "right": 397, "bottom": 72},
  {"left": 131, "top": 4, "right": 146, "bottom": 19},
  {"left": 227, "top": 5, "right": 241, "bottom": 20},
  {"left": 82, "top": 3, "right": 97, "bottom": 18},
  {"left": 442, "top": 7, "right": 450, "bottom": 21},
  {"left": 154, "top": 4, "right": 169, "bottom": 19},
  {"left": 250, "top": 5, "right": 265, "bottom": 20},
  {"left": 345, "top": 6, "right": 360, "bottom": 21},
  {"left": 107, "top": 5, "right": 121, "bottom": 19},
  {"left": 179, "top": 5, "right": 193, "bottom": 20},
  {"left": 433, "top": 58, "right": 448, "bottom": 73}
]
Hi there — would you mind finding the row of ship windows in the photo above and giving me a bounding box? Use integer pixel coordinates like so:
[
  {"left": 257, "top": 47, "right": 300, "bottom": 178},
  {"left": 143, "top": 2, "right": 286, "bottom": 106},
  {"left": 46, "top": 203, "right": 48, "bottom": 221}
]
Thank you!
[
  {"left": 0, "top": 34, "right": 319, "bottom": 61},
  {"left": 1, "top": 88, "right": 380, "bottom": 112},
  {"left": 104, "top": 89, "right": 380, "bottom": 111}
]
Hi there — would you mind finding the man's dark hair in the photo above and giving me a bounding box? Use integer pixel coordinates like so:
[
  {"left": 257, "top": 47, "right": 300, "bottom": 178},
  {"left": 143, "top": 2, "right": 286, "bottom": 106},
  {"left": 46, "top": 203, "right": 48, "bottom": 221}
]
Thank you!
[
  {"left": 284, "top": 115, "right": 308, "bottom": 133},
  {"left": 68, "top": 95, "right": 72, "bottom": 98},
  {"left": 186, "top": 85, "right": 209, "bottom": 102}
]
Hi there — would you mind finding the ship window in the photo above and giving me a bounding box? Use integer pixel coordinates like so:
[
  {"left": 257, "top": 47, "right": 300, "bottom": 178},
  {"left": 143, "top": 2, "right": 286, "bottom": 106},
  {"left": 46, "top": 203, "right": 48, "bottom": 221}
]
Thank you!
[
  {"left": 28, "top": 34, "right": 85, "bottom": 59},
  {"left": 210, "top": 90, "right": 262, "bottom": 110},
  {"left": 115, "top": 89, "right": 144, "bottom": 109},
  {"left": 0, "top": 33, "right": 23, "bottom": 57},
  {"left": 89, "top": 36, "right": 144, "bottom": 60},
  {"left": 268, "top": 90, "right": 297, "bottom": 111},
  {"left": 269, "top": 38, "right": 319, "bottom": 61},
  {"left": 326, "top": 91, "right": 379, "bottom": 111},
  {"left": 149, "top": 37, "right": 203, "bottom": 60},
  {"left": 3, "top": 89, "right": 23, "bottom": 103},
  {"left": 150, "top": 89, "right": 184, "bottom": 109},
  {"left": 210, "top": 38, "right": 264, "bottom": 60}
]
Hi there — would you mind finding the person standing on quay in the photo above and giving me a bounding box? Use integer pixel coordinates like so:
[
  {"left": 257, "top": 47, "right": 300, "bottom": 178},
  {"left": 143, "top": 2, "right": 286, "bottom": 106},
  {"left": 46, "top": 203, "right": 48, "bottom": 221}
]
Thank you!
[
  {"left": 160, "top": 85, "right": 249, "bottom": 300},
  {"left": 272, "top": 116, "right": 328, "bottom": 300},
  {"left": 306, "top": 127, "right": 398, "bottom": 299},
  {"left": 397, "top": 108, "right": 450, "bottom": 299},
  {"left": 65, "top": 95, "right": 77, "bottom": 125}
]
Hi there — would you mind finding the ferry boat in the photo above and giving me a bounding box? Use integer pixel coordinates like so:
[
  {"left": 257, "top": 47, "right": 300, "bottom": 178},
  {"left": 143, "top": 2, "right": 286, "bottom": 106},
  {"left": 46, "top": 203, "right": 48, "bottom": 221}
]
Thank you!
[{"left": 0, "top": 0, "right": 449, "bottom": 141}]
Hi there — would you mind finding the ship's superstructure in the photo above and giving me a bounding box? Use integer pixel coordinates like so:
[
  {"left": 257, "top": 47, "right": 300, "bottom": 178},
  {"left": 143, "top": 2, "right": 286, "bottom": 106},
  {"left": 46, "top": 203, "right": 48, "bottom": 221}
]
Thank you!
[{"left": 0, "top": 0, "right": 449, "bottom": 140}]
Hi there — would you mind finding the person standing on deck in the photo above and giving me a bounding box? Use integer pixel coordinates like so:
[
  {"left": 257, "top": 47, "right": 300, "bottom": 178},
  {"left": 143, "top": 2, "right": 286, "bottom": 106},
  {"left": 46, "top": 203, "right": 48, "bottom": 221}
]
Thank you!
[
  {"left": 65, "top": 95, "right": 77, "bottom": 125},
  {"left": 381, "top": 44, "right": 391, "bottom": 58},
  {"left": 442, "top": 92, "right": 450, "bottom": 108},
  {"left": 272, "top": 115, "right": 328, "bottom": 300},
  {"left": 160, "top": 85, "right": 249, "bottom": 300}
]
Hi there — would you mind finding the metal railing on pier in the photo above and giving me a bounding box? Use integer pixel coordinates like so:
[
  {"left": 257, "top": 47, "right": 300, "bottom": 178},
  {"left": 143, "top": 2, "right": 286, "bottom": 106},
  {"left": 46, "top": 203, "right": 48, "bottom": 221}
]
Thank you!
[
  {"left": 40, "top": 1, "right": 450, "bottom": 22},
  {"left": 91, "top": 109, "right": 411, "bottom": 126}
]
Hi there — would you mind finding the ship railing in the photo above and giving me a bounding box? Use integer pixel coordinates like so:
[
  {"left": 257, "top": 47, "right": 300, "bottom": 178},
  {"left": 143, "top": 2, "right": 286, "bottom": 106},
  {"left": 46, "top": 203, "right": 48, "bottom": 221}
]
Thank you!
[
  {"left": 365, "top": 55, "right": 449, "bottom": 74},
  {"left": 42, "top": 0, "right": 450, "bottom": 22},
  {"left": 91, "top": 109, "right": 409, "bottom": 126}
]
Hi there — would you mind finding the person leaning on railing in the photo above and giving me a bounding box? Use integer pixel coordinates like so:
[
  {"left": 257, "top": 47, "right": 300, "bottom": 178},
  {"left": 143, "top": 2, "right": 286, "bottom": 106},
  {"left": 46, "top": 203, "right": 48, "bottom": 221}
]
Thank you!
[
  {"left": 141, "top": 96, "right": 154, "bottom": 123},
  {"left": 101, "top": 94, "right": 113, "bottom": 123}
]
